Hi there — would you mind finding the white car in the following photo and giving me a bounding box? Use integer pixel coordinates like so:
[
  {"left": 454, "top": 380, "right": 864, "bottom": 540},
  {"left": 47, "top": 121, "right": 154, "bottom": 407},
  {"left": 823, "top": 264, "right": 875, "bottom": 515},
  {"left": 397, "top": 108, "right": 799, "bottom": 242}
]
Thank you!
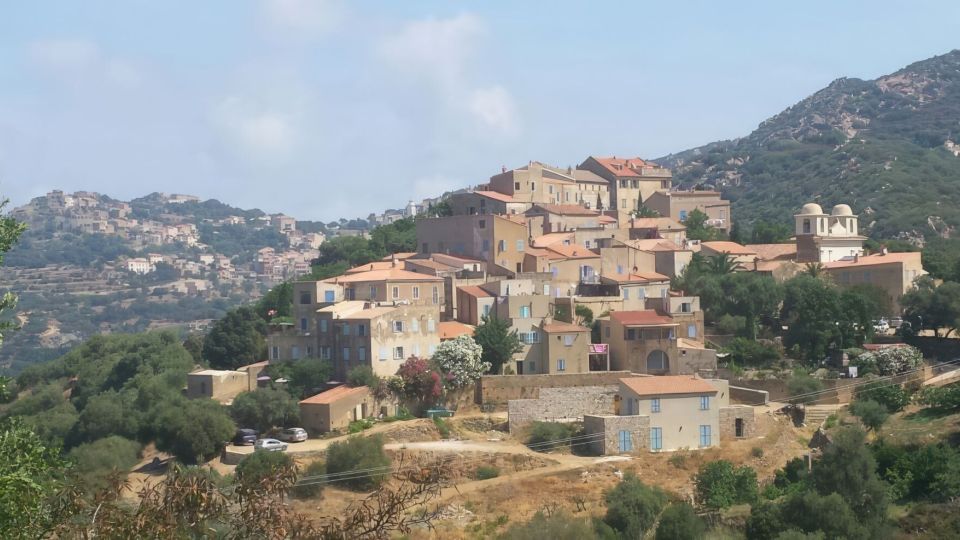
[
  {"left": 873, "top": 319, "right": 889, "bottom": 333},
  {"left": 277, "top": 427, "right": 308, "bottom": 443},
  {"left": 254, "top": 438, "right": 288, "bottom": 452}
]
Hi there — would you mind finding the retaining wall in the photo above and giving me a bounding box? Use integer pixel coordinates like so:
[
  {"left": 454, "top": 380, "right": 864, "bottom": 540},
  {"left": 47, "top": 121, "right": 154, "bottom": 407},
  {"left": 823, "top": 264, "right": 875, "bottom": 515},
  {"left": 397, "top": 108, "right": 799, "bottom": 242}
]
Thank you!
[{"left": 507, "top": 385, "right": 617, "bottom": 432}]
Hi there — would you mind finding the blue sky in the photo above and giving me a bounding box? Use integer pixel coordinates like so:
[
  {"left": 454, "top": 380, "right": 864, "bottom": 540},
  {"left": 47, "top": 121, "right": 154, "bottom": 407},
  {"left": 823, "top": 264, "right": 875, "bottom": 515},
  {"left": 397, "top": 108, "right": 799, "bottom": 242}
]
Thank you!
[{"left": 2, "top": 1, "right": 958, "bottom": 221}]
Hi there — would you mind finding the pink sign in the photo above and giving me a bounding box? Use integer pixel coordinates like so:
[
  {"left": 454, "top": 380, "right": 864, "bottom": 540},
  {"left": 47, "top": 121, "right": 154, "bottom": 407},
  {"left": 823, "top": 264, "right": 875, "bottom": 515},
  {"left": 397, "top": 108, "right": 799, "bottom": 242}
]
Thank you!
[{"left": 590, "top": 344, "right": 608, "bottom": 354}]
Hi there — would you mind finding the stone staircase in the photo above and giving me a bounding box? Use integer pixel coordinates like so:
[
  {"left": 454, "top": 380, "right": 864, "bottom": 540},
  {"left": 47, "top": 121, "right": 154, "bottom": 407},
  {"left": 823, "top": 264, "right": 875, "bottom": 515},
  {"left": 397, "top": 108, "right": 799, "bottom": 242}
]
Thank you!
[{"left": 804, "top": 405, "right": 838, "bottom": 427}]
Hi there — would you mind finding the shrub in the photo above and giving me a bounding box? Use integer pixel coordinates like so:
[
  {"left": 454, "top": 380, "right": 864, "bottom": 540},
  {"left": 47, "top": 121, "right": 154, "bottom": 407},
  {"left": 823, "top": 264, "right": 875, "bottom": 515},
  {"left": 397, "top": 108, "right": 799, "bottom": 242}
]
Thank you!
[
  {"left": 724, "top": 337, "right": 781, "bottom": 367},
  {"left": 347, "top": 366, "right": 380, "bottom": 389},
  {"left": 603, "top": 473, "right": 667, "bottom": 538},
  {"left": 786, "top": 373, "right": 823, "bottom": 404},
  {"left": 851, "top": 346, "right": 923, "bottom": 376},
  {"left": 433, "top": 416, "right": 451, "bottom": 438},
  {"left": 849, "top": 399, "right": 889, "bottom": 431},
  {"left": 475, "top": 465, "right": 500, "bottom": 480},
  {"left": 67, "top": 435, "right": 142, "bottom": 475},
  {"left": 527, "top": 421, "right": 576, "bottom": 450},
  {"left": 500, "top": 511, "right": 600, "bottom": 540},
  {"left": 917, "top": 386, "right": 960, "bottom": 411},
  {"left": 325, "top": 435, "right": 391, "bottom": 490},
  {"left": 235, "top": 450, "right": 295, "bottom": 489},
  {"left": 694, "top": 460, "right": 758, "bottom": 509},
  {"left": 668, "top": 452, "right": 688, "bottom": 469},
  {"left": 716, "top": 314, "right": 746, "bottom": 335},
  {"left": 655, "top": 503, "right": 706, "bottom": 540},
  {"left": 291, "top": 460, "right": 325, "bottom": 499},
  {"left": 229, "top": 388, "right": 299, "bottom": 433},
  {"left": 348, "top": 418, "right": 375, "bottom": 433},
  {"left": 751, "top": 447, "right": 765, "bottom": 458}
]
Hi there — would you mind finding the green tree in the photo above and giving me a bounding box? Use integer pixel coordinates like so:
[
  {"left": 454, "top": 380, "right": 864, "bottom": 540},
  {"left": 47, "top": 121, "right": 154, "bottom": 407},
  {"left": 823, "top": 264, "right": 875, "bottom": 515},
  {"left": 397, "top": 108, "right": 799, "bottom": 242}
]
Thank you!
[
  {"left": 810, "top": 427, "right": 888, "bottom": 532},
  {"left": 71, "top": 389, "right": 142, "bottom": 444},
  {"left": 502, "top": 511, "right": 600, "bottom": 540},
  {"left": 655, "top": 503, "right": 706, "bottom": 540},
  {"left": 235, "top": 450, "right": 295, "bottom": 489},
  {"left": 902, "top": 278, "right": 960, "bottom": 337},
  {"left": 723, "top": 338, "right": 781, "bottom": 367},
  {"left": 786, "top": 373, "right": 823, "bottom": 404},
  {"left": 229, "top": 388, "right": 299, "bottom": 433},
  {"left": 281, "top": 358, "right": 333, "bottom": 398},
  {"left": 0, "top": 198, "right": 25, "bottom": 349},
  {"left": 603, "top": 473, "right": 668, "bottom": 538},
  {"left": 0, "top": 418, "right": 66, "bottom": 538},
  {"left": 153, "top": 398, "right": 235, "bottom": 464},
  {"left": 750, "top": 220, "right": 792, "bottom": 244},
  {"left": 856, "top": 382, "right": 910, "bottom": 413},
  {"left": 256, "top": 281, "right": 293, "bottom": 320},
  {"left": 685, "top": 209, "right": 725, "bottom": 241},
  {"left": 473, "top": 315, "right": 523, "bottom": 374},
  {"left": 202, "top": 306, "right": 267, "bottom": 369},
  {"left": 325, "top": 435, "right": 391, "bottom": 491},
  {"left": 694, "top": 460, "right": 758, "bottom": 509},
  {"left": 347, "top": 365, "right": 381, "bottom": 390},
  {"left": 781, "top": 275, "right": 844, "bottom": 361},
  {"left": 777, "top": 491, "right": 867, "bottom": 540},
  {"left": 575, "top": 304, "right": 595, "bottom": 325},
  {"left": 705, "top": 253, "right": 743, "bottom": 274},
  {"left": 721, "top": 272, "right": 783, "bottom": 339},
  {"left": 67, "top": 435, "right": 142, "bottom": 476},
  {"left": 849, "top": 399, "right": 889, "bottom": 431},
  {"left": 182, "top": 333, "right": 205, "bottom": 365}
]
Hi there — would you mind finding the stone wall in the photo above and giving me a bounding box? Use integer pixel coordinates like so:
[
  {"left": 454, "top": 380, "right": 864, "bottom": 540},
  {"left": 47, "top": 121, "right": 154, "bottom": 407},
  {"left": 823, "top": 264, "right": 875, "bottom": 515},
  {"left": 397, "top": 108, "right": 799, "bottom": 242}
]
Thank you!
[
  {"left": 507, "top": 385, "right": 617, "bottom": 432},
  {"left": 479, "top": 371, "right": 632, "bottom": 408},
  {"left": 719, "top": 405, "right": 757, "bottom": 440},
  {"left": 583, "top": 414, "right": 650, "bottom": 455}
]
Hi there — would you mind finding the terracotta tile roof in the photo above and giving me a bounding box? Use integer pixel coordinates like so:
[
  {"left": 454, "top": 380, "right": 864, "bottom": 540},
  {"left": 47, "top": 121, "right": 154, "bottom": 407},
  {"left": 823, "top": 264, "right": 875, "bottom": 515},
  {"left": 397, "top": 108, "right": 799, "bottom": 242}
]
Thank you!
[
  {"left": 602, "top": 271, "right": 671, "bottom": 284},
  {"left": 380, "top": 252, "right": 417, "bottom": 261},
  {"left": 531, "top": 232, "right": 574, "bottom": 247},
  {"left": 530, "top": 204, "right": 600, "bottom": 217},
  {"left": 701, "top": 241, "right": 757, "bottom": 256},
  {"left": 438, "top": 321, "right": 475, "bottom": 340},
  {"left": 745, "top": 244, "right": 797, "bottom": 261},
  {"left": 572, "top": 169, "right": 608, "bottom": 184},
  {"left": 544, "top": 244, "right": 600, "bottom": 260},
  {"left": 326, "top": 267, "right": 444, "bottom": 283},
  {"left": 658, "top": 190, "right": 723, "bottom": 197},
  {"left": 345, "top": 261, "right": 396, "bottom": 274},
  {"left": 404, "top": 259, "right": 459, "bottom": 272},
  {"left": 822, "top": 252, "right": 922, "bottom": 269},
  {"left": 619, "top": 376, "right": 718, "bottom": 397},
  {"left": 317, "top": 301, "right": 368, "bottom": 316},
  {"left": 542, "top": 322, "right": 590, "bottom": 333},
  {"left": 343, "top": 307, "right": 397, "bottom": 320},
  {"left": 625, "top": 239, "right": 683, "bottom": 252},
  {"left": 590, "top": 156, "right": 664, "bottom": 178},
  {"left": 598, "top": 215, "right": 617, "bottom": 224},
  {"left": 300, "top": 385, "right": 369, "bottom": 405},
  {"left": 630, "top": 217, "right": 686, "bottom": 230},
  {"left": 474, "top": 190, "right": 517, "bottom": 203},
  {"left": 609, "top": 310, "right": 676, "bottom": 327},
  {"left": 458, "top": 285, "right": 493, "bottom": 298}
]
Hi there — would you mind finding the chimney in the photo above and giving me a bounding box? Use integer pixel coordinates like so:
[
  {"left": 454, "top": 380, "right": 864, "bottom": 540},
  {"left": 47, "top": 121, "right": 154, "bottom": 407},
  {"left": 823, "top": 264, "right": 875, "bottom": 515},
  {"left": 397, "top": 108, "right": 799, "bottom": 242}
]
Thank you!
[
  {"left": 854, "top": 253, "right": 860, "bottom": 263},
  {"left": 391, "top": 253, "right": 398, "bottom": 267},
  {"left": 753, "top": 257, "right": 759, "bottom": 271}
]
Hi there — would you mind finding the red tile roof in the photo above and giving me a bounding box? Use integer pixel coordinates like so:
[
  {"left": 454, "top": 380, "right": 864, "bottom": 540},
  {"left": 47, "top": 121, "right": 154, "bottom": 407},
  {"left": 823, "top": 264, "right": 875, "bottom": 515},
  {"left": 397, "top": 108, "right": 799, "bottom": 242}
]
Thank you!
[
  {"left": 701, "top": 241, "right": 757, "bottom": 256},
  {"left": 620, "top": 376, "right": 718, "bottom": 397},
  {"left": 542, "top": 322, "right": 590, "bottom": 333},
  {"left": 602, "top": 271, "right": 671, "bottom": 284},
  {"left": 325, "top": 267, "right": 444, "bottom": 283},
  {"left": 822, "top": 252, "right": 922, "bottom": 269},
  {"left": 299, "top": 385, "right": 369, "bottom": 405},
  {"left": 531, "top": 232, "right": 575, "bottom": 247},
  {"left": 474, "top": 190, "right": 516, "bottom": 203},
  {"left": 438, "top": 321, "right": 475, "bottom": 340},
  {"left": 458, "top": 285, "right": 493, "bottom": 298},
  {"left": 745, "top": 244, "right": 797, "bottom": 261},
  {"left": 544, "top": 244, "right": 600, "bottom": 260},
  {"left": 590, "top": 156, "right": 660, "bottom": 177},
  {"left": 609, "top": 310, "right": 676, "bottom": 327}
]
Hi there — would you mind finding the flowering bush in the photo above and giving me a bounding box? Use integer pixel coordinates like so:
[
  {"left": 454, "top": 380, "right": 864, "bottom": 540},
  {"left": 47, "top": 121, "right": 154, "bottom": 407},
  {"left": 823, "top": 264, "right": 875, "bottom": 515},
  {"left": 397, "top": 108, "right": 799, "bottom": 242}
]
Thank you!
[
  {"left": 395, "top": 357, "right": 441, "bottom": 402},
  {"left": 430, "top": 335, "right": 489, "bottom": 388},
  {"left": 852, "top": 346, "right": 923, "bottom": 376}
]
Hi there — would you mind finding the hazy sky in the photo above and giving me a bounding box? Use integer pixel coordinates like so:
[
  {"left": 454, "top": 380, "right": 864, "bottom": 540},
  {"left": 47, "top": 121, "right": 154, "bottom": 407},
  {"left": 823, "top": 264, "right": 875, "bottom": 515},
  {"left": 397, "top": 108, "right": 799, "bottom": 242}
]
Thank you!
[{"left": 2, "top": 1, "right": 958, "bottom": 221}]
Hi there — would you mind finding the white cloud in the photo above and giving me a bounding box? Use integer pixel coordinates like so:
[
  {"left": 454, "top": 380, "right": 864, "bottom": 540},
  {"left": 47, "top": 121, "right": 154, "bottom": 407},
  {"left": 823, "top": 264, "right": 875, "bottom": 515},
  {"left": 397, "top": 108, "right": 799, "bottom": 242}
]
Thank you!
[
  {"left": 28, "top": 39, "right": 101, "bottom": 73},
  {"left": 261, "top": 0, "right": 345, "bottom": 38},
  {"left": 468, "top": 85, "right": 519, "bottom": 137},
  {"left": 27, "top": 38, "right": 142, "bottom": 89},
  {"left": 211, "top": 96, "right": 297, "bottom": 162},
  {"left": 377, "top": 13, "right": 484, "bottom": 90}
]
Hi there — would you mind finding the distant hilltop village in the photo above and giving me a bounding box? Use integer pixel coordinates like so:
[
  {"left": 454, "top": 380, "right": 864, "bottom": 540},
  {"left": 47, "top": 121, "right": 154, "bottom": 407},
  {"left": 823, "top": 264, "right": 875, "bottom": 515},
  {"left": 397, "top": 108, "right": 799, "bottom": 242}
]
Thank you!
[{"left": 268, "top": 154, "right": 923, "bottom": 384}]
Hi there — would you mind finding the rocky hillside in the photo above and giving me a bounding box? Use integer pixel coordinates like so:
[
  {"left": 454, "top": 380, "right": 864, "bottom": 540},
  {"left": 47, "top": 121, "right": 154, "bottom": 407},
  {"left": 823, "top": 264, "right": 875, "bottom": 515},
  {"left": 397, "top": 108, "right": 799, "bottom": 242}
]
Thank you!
[{"left": 658, "top": 49, "right": 960, "bottom": 242}]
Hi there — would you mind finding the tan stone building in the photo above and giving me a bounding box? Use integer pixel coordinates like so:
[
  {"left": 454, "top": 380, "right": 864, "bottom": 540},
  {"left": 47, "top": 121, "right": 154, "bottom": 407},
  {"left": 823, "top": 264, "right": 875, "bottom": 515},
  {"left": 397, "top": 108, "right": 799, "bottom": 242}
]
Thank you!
[
  {"left": 299, "top": 385, "right": 393, "bottom": 434},
  {"left": 615, "top": 376, "right": 726, "bottom": 451},
  {"left": 417, "top": 214, "right": 529, "bottom": 275},
  {"left": 447, "top": 190, "right": 530, "bottom": 216},
  {"left": 644, "top": 191, "right": 732, "bottom": 234},
  {"left": 794, "top": 203, "right": 866, "bottom": 263},
  {"left": 599, "top": 311, "right": 716, "bottom": 376},
  {"left": 700, "top": 241, "right": 759, "bottom": 268},
  {"left": 824, "top": 251, "right": 926, "bottom": 313},
  {"left": 578, "top": 156, "right": 673, "bottom": 222},
  {"left": 534, "top": 322, "right": 592, "bottom": 375}
]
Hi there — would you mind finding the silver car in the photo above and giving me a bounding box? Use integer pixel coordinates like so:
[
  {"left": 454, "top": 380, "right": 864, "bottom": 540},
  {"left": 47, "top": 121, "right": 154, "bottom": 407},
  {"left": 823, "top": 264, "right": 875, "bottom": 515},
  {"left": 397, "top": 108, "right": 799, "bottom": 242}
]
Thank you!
[
  {"left": 254, "top": 438, "right": 288, "bottom": 452},
  {"left": 278, "top": 427, "right": 308, "bottom": 443}
]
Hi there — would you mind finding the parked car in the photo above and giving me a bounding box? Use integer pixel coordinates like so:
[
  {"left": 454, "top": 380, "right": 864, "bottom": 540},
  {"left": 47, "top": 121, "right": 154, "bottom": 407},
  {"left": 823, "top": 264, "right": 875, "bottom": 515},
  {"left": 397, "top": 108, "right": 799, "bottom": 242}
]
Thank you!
[
  {"left": 233, "top": 429, "right": 258, "bottom": 446},
  {"left": 278, "top": 427, "right": 308, "bottom": 443},
  {"left": 254, "top": 438, "right": 288, "bottom": 452},
  {"left": 889, "top": 317, "right": 904, "bottom": 329}
]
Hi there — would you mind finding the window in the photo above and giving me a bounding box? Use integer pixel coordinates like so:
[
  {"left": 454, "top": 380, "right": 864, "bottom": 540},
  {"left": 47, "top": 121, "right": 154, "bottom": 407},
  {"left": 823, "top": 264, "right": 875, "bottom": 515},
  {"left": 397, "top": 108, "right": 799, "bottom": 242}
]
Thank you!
[
  {"left": 319, "top": 319, "right": 328, "bottom": 332},
  {"left": 530, "top": 182, "right": 535, "bottom": 191},
  {"left": 519, "top": 305, "right": 531, "bottom": 318},
  {"left": 679, "top": 210, "right": 688, "bottom": 221},
  {"left": 621, "top": 199, "right": 627, "bottom": 209},
  {"left": 321, "top": 347, "right": 331, "bottom": 360},
  {"left": 498, "top": 239, "right": 506, "bottom": 252},
  {"left": 687, "top": 324, "right": 696, "bottom": 338},
  {"left": 429, "top": 344, "right": 437, "bottom": 355},
  {"left": 379, "top": 347, "right": 388, "bottom": 361},
  {"left": 543, "top": 284, "right": 551, "bottom": 295},
  {"left": 342, "top": 347, "right": 350, "bottom": 361},
  {"left": 631, "top": 180, "right": 639, "bottom": 188},
  {"left": 358, "top": 347, "right": 366, "bottom": 361},
  {"left": 803, "top": 219, "right": 811, "bottom": 234},
  {"left": 700, "top": 396, "right": 710, "bottom": 410},
  {"left": 618, "top": 430, "right": 633, "bottom": 452},
  {"left": 306, "top": 346, "right": 312, "bottom": 357},
  {"left": 651, "top": 398, "right": 661, "bottom": 413},
  {"left": 413, "top": 286, "right": 420, "bottom": 299},
  {"left": 519, "top": 331, "right": 540, "bottom": 344},
  {"left": 300, "top": 318, "right": 308, "bottom": 331},
  {"left": 369, "top": 285, "right": 377, "bottom": 298},
  {"left": 626, "top": 328, "right": 637, "bottom": 340},
  {"left": 563, "top": 335, "right": 574, "bottom": 346},
  {"left": 482, "top": 239, "right": 490, "bottom": 251},
  {"left": 528, "top": 361, "right": 536, "bottom": 373},
  {"left": 864, "top": 270, "right": 872, "bottom": 281},
  {"left": 651, "top": 427, "right": 662, "bottom": 450},
  {"left": 342, "top": 324, "right": 350, "bottom": 336},
  {"left": 358, "top": 324, "right": 366, "bottom": 337},
  {"left": 516, "top": 239, "right": 524, "bottom": 252},
  {"left": 605, "top": 326, "right": 610, "bottom": 338},
  {"left": 411, "top": 319, "right": 419, "bottom": 332},
  {"left": 699, "top": 425, "right": 712, "bottom": 447},
  {"left": 300, "top": 292, "right": 311, "bottom": 304},
  {"left": 393, "top": 347, "right": 404, "bottom": 360},
  {"left": 623, "top": 288, "right": 630, "bottom": 300},
  {"left": 271, "top": 346, "right": 279, "bottom": 360},
  {"left": 324, "top": 290, "right": 335, "bottom": 302},
  {"left": 427, "top": 319, "right": 436, "bottom": 332},
  {"left": 557, "top": 358, "right": 566, "bottom": 372},
  {"left": 515, "top": 182, "right": 520, "bottom": 190},
  {"left": 680, "top": 302, "right": 691, "bottom": 313},
  {"left": 479, "top": 219, "right": 486, "bottom": 229},
  {"left": 393, "top": 321, "right": 404, "bottom": 333},
  {"left": 392, "top": 286, "right": 400, "bottom": 299},
  {"left": 548, "top": 185, "right": 554, "bottom": 194},
  {"left": 482, "top": 304, "right": 491, "bottom": 317},
  {"left": 432, "top": 286, "right": 439, "bottom": 304},
  {"left": 647, "top": 350, "right": 668, "bottom": 371}
]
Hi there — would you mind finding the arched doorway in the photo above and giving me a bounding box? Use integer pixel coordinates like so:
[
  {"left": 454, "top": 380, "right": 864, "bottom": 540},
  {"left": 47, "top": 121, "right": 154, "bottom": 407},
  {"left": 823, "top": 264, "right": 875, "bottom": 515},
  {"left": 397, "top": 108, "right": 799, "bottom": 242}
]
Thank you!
[{"left": 646, "top": 350, "right": 669, "bottom": 373}]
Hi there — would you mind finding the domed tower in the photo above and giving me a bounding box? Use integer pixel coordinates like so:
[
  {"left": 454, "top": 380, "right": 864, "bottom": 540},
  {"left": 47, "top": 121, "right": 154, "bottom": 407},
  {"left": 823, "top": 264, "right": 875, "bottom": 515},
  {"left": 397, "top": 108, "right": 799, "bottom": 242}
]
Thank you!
[{"left": 794, "top": 202, "right": 864, "bottom": 263}]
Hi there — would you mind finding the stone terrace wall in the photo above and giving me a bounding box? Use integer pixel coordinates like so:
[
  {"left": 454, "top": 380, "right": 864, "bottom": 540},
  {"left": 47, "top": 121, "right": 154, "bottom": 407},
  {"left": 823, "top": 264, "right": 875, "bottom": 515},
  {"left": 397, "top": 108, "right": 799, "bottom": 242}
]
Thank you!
[
  {"left": 730, "top": 386, "right": 769, "bottom": 405},
  {"left": 479, "top": 371, "right": 633, "bottom": 407},
  {"left": 508, "top": 386, "right": 617, "bottom": 433}
]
